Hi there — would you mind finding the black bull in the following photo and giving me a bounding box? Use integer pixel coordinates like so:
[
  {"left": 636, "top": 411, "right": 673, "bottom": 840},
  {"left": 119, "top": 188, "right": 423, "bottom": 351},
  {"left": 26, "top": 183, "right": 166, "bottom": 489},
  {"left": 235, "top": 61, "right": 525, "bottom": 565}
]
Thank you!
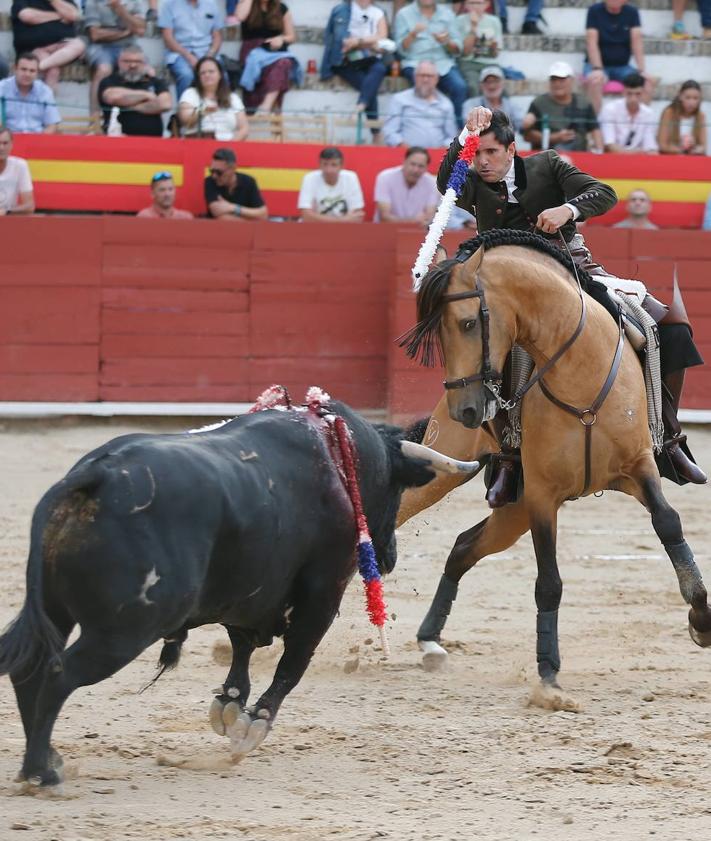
[{"left": 0, "top": 402, "right": 476, "bottom": 787}]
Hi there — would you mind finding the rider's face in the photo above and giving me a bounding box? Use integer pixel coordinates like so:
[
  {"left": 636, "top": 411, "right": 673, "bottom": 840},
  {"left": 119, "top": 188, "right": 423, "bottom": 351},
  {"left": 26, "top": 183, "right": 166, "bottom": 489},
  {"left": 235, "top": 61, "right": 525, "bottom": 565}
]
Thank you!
[{"left": 473, "top": 133, "right": 515, "bottom": 182}]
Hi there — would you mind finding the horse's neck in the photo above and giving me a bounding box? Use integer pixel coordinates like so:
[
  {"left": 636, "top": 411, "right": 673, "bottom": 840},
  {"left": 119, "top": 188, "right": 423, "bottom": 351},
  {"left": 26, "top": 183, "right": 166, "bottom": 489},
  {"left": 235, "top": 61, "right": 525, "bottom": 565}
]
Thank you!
[{"left": 505, "top": 263, "right": 606, "bottom": 384}]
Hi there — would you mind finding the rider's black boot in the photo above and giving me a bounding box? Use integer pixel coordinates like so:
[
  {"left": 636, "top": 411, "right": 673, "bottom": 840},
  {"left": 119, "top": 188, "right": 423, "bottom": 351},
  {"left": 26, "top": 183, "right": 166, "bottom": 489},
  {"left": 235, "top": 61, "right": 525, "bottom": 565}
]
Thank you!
[{"left": 659, "top": 370, "right": 707, "bottom": 485}]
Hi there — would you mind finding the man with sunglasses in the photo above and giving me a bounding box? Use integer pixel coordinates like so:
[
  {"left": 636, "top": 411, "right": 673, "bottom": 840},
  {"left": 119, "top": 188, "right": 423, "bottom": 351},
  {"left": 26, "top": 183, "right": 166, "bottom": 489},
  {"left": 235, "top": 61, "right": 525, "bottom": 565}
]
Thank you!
[
  {"left": 137, "top": 171, "right": 193, "bottom": 219},
  {"left": 204, "top": 147, "right": 267, "bottom": 221}
]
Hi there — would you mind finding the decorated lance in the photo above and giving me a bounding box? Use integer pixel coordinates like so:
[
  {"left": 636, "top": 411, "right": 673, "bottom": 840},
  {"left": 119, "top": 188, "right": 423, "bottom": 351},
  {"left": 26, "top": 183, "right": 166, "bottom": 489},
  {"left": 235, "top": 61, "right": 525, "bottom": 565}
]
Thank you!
[
  {"left": 250, "top": 385, "right": 391, "bottom": 657},
  {"left": 411, "top": 130, "right": 480, "bottom": 290}
]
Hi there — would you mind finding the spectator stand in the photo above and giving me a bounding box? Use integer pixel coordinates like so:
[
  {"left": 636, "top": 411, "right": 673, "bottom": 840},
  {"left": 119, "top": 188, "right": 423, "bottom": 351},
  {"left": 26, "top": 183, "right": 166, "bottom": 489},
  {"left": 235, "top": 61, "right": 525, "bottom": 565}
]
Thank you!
[{"left": 1, "top": 0, "right": 710, "bottom": 148}]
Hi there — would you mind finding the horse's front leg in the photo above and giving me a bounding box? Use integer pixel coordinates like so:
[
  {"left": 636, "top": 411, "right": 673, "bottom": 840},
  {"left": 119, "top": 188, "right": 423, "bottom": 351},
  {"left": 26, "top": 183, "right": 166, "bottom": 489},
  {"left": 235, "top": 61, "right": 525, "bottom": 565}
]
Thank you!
[
  {"left": 638, "top": 473, "right": 711, "bottom": 646},
  {"left": 417, "top": 499, "right": 529, "bottom": 669},
  {"left": 527, "top": 501, "right": 580, "bottom": 712}
]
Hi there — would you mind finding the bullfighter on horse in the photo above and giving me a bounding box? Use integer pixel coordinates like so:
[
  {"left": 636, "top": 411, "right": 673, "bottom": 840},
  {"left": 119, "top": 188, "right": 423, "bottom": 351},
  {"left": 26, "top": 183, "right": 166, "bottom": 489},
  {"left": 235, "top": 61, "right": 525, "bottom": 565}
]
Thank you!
[{"left": 437, "top": 107, "right": 706, "bottom": 506}]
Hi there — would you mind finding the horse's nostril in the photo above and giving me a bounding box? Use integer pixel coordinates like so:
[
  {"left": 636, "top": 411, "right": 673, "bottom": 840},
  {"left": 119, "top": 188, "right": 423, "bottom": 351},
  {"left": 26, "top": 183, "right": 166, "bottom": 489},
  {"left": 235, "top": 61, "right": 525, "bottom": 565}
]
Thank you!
[{"left": 462, "top": 407, "right": 478, "bottom": 428}]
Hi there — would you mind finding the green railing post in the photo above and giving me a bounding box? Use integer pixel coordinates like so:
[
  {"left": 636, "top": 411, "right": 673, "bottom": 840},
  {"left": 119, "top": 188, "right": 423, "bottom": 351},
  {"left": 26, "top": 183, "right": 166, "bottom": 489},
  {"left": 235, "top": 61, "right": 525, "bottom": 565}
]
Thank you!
[
  {"left": 356, "top": 110, "right": 363, "bottom": 146},
  {"left": 0, "top": 97, "right": 6, "bottom": 127}
]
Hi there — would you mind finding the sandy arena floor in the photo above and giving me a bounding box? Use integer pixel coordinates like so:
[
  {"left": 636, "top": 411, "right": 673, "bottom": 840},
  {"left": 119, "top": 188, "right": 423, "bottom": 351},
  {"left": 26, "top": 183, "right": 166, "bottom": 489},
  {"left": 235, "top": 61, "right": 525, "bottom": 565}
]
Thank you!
[{"left": 1, "top": 417, "right": 710, "bottom": 841}]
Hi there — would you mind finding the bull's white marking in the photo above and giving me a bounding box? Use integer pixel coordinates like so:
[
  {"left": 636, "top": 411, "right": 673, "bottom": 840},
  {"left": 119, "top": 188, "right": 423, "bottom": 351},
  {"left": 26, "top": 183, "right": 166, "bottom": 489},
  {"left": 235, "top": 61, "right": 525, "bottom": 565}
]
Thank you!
[
  {"left": 245, "top": 586, "right": 262, "bottom": 599},
  {"left": 239, "top": 450, "right": 259, "bottom": 461},
  {"left": 188, "top": 418, "right": 233, "bottom": 434},
  {"left": 284, "top": 605, "right": 294, "bottom": 628},
  {"left": 138, "top": 567, "right": 160, "bottom": 606},
  {"left": 129, "top": 467, "right": 155, "bottom": 514}
]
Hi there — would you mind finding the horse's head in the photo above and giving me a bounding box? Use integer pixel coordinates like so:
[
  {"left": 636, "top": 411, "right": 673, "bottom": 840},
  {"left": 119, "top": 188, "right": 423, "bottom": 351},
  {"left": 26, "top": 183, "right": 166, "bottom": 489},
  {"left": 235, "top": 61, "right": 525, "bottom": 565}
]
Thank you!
[{"left": 401, "top": 245, "right": 513, "bottom": 429}]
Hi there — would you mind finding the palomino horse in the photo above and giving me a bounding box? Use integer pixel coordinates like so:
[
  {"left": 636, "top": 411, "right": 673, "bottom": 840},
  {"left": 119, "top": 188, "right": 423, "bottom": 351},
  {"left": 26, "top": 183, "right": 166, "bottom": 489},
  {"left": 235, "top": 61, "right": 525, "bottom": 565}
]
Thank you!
[{"left": 397, "top": 229, "right": 711, "bottom": 704}]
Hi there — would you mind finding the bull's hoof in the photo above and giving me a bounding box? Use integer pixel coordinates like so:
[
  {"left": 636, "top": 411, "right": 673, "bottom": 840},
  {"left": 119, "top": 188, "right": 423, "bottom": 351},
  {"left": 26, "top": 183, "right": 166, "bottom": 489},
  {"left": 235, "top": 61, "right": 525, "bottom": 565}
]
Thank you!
[
  {"left": 418, "top": 639, "right": 448, "bottom": 672},
  {"left": 688, "top": 621, "right": 711, "bottom": 648},
  {"left": 227, "top": 709, "right": 271, "bottom": 762},
  {"left": 209, "top": 697, "right": 227, "bottom": 736},
  {"left": 26, "top": 766, "right": 63, "bottom": 788}
]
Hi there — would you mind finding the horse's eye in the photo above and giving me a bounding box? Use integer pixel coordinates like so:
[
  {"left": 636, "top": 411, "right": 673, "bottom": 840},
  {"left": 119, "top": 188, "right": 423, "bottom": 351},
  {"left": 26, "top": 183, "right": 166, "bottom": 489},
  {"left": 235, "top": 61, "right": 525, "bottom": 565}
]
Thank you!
[{"left": 460, "top": 318, "right": 476, "bottom": 333}]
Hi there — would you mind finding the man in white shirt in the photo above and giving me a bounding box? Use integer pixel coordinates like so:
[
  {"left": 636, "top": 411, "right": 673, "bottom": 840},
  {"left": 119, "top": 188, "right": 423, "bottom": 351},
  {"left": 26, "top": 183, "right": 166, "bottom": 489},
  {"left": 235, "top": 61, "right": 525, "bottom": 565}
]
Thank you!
[
  {"left": 599, "top": 72, "right": 658, "bottom": 154},
  {"left": 297, "top": 147, "right": 365, "bottom": 223},
  {"left": 0, "top": 127, "right": 35, "bottom": 215}
]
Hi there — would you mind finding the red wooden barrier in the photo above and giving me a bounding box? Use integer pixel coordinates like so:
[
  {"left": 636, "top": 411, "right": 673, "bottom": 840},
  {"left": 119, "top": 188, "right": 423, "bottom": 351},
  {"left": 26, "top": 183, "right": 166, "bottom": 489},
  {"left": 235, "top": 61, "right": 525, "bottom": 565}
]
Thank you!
[{"left": 0, "top": 219, "right": 710, "bottom": 414}]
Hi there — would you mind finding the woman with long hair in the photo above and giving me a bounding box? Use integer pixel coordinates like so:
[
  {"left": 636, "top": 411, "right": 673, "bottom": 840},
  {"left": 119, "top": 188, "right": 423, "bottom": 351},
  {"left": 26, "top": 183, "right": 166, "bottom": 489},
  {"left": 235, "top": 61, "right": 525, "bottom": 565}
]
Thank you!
[
  {"left": 178, "top": 56, "right": 249, "bottom": 140},
  {"left": 235, "top": 0, "right": 298, "bottom": 112},
  {"left": 657, "top": 79, "right": 707, "bottom": 155}
]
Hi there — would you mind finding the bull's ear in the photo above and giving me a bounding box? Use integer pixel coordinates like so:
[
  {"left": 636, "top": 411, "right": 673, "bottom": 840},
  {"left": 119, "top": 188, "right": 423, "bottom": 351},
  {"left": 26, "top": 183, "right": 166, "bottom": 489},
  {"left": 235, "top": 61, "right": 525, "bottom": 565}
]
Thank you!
[{"left": 391, "top": 449, "right": 437, "bottom": 489}]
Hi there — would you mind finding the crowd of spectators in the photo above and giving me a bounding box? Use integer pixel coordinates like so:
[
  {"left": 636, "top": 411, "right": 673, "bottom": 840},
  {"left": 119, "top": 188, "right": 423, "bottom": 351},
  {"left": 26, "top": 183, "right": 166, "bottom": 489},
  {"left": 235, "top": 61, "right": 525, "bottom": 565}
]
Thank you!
[
  {"left": 1, "top": 0, "right": 710, "bottom": 229},
  {"left": 0, "top": 0, "right": 706, "bottom": 154}
]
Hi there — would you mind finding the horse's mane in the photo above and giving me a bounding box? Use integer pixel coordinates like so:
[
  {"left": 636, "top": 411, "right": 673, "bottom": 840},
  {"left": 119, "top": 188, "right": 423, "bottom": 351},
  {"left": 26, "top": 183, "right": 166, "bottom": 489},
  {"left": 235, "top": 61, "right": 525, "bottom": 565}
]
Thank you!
[{"left": 400, "top": 229, "right": 596, "bottom": 367}]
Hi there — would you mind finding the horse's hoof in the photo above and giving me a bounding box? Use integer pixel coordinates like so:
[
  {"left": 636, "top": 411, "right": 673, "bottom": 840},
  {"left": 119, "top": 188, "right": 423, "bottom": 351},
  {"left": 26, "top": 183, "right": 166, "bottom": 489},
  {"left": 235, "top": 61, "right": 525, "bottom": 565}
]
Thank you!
[
  {"left": 209, "top": 697, "right": 227, "bottom": 736},
  {"left": 230, "top": 718, "right": 270, "bottom": 761},
  {"left": 26, "top": 767, "right": 62, "bottom": 788},
  {"left": 419, "top": 639, "right": 448, "bottom": 672},
  {"left": 688, "top": 622, "right": 711, "bottom": 648}
]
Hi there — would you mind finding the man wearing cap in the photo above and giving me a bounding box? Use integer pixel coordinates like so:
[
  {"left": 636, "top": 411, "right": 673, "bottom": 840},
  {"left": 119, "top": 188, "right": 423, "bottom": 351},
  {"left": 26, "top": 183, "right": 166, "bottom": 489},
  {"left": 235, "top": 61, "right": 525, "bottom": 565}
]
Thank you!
[
  {"left": 437, "top": 106, "right": 706, "bottom": 502},
  {"left": 462, "top": 65, "right": 521, "bottom": 131},
  {"left": 522, "top": 61, "right": 602, "bottom": 153},
  {"left": 137, "top": 171, "right": 193, "bottom": 219}
]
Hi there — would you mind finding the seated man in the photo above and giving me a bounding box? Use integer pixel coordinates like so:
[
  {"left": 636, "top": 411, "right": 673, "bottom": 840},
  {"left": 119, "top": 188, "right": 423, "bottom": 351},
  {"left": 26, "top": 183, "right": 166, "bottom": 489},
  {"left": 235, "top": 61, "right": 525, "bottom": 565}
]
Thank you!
[
  {"left": 159, "top": 0, "right": 223, "bottom": 100},
  {"left": 374, "top": 146, "right": 439, "bottom": 225},
  {"left": 522, "top": 61, "right": 603, "bottom": 152},
  {"left": 463, "top": 65, "right": 522, "bottom": 132},
  {"left": 383, "top": 60, "right": 457, "bottom": 148},
  {"left": 599, "top": 72, "right": 658, "bottom": 154},
  {"left": 85, "top": 0, "right": 146, "bottom": 116},
  {"left": 393, "top": 0, "right": 466, "bottom": 123},
  {"left": 98, "top": 46, "right": 171, "bottom": 136},
  {"left": 11, "top": 0, "right": 85, "bottom": 91},
  {"left": 0, "top": 127, "right": 35, "bottom": 215},
  {"left": 137, "top": 171, "right": 193, "bottom": 219},
  {"left": 297, "top": 146, "right": 365, "bottom": 223},
  {"left": 205, "top": 147, "right": 268, "bottom": 221},
  {"left": 613, "top": 189, "right": 658, "bottom": 230},
  {"left": 0, "top": 52, "right": 60, "bottom": 133}
]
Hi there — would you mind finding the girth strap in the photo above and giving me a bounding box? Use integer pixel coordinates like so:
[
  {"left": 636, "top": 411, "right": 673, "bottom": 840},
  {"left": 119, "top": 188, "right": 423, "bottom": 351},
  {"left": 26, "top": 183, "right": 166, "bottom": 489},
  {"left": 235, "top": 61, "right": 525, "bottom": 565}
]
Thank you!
[{"left": 538, "top": 313, "right": 626, "bottom": 497}]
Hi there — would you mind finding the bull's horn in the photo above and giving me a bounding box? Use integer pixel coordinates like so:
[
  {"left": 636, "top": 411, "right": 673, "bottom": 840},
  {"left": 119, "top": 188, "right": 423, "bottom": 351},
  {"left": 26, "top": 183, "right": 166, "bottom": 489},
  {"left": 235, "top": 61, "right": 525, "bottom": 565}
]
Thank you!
[{"left": 400, "top": 441, "right": 480, "bottom": 475}]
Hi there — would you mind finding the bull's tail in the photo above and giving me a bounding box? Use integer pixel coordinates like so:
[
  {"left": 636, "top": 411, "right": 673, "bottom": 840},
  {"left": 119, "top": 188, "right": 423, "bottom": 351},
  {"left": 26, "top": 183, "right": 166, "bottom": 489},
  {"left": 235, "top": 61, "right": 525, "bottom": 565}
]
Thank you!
[{"left": 0, "top": 463, "right": 103, "bottom": 680}]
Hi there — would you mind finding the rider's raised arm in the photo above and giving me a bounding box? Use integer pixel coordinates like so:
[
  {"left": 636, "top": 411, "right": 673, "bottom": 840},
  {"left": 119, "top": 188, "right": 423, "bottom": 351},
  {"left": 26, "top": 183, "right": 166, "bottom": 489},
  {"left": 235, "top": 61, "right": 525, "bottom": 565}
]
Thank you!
[
  {"left": 547, "top": 150, "right": 617, "bottom": 222},
  {"left": 436, "top": 134, "right": 479, "bottom": 212}
]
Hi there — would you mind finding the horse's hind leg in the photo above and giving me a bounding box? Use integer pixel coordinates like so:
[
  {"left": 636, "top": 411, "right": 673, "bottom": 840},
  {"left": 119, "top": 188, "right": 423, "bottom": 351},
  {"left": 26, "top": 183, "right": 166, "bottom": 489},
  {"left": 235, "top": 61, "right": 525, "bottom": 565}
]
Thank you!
[
  {"left": 417, "top": 499, "right": 529, "bottom": 669},
  {"left": 637, "top": 472, "right": 711, "bottom": 646}
]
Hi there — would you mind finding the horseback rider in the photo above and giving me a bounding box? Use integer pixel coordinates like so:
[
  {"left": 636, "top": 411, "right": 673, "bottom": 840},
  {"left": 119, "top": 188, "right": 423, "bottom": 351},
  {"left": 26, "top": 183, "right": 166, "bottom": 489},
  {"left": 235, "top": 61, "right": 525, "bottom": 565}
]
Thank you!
[{"left": 437, "top": 106, "right": 706, "bottom": 506}]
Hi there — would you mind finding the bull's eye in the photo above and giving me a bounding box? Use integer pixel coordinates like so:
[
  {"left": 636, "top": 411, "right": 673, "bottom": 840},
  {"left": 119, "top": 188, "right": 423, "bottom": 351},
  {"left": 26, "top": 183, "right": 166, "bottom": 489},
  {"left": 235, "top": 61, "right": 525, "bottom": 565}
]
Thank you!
[{"left": 460, "top": 318, "right": 476, "bottom": 333}]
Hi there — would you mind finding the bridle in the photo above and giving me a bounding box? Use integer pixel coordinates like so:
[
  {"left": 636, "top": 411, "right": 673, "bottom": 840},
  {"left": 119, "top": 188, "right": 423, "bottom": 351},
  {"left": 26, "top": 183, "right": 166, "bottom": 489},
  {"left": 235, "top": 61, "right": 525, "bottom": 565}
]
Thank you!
[
  {"left": 441, "top": 252, "right": 589, "bottom": 411},
  {"left": 440, "top": 236, "right": 626, "bottom": 496}
]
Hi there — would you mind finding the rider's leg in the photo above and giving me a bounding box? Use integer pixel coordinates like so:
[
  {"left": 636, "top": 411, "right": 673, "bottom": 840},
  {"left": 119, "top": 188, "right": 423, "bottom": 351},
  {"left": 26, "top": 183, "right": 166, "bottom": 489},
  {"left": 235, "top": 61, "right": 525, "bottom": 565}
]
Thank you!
[
  {"left": 661, "top": 368, "right": 707, "bottom": 484},
  {"left": 658, "top": 322, "right": 706, "bottom": 485},
  {"left": 485, "top": 409, "right": 521, "bottom": 508}
]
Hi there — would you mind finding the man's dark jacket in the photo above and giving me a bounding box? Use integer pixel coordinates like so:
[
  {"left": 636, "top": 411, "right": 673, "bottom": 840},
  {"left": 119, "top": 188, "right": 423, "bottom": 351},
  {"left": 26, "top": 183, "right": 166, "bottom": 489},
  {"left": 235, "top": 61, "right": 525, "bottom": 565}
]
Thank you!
[{"left": 437, "top": 139, "right": 617, "bottom": 242}]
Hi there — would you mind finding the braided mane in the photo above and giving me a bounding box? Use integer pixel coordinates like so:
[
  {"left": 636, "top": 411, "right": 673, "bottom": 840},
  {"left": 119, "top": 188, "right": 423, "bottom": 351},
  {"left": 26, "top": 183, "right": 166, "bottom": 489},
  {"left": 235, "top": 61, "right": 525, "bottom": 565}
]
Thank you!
[{"left": 399, "top": 229, "right": 595, "bottom": 367}]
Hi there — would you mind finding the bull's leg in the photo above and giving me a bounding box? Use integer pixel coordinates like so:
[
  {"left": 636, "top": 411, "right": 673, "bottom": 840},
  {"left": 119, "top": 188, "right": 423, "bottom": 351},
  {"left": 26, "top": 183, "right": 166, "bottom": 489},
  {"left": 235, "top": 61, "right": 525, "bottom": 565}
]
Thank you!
[
  {"left": 11, "top": 615, "right": 75, "bottom": 783},
  {"left": 209, "top": 626, "right": 256, "bottom": 738},
  {"left": 638, "top": 472, "right": 711, "bottom": 646},
  {"left": 225, "top": 577, "right": 346, "bottom": 761},
  {"left": 21, "top": 631, "right": 146, "bottom": 787},
  {"left": 417, "top": 499, "right": 529, "bottom": 670}
]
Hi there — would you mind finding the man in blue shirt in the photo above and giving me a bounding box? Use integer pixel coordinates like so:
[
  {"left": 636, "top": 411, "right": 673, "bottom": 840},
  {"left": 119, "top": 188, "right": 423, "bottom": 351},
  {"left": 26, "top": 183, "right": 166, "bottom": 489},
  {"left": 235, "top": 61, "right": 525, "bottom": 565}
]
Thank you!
[
  {"left": 584, "top": 0, "right": 654, "bottom": 112},
  {"left": 383, "top": 60, "right": 457, "bottom": 147},
  {"left": 394, "top": 0, "right": 467, "bottom": 124},
  {"left": 158, "top": 0, "right": 223, "bottom": 98},
  {"left": 0, "top": 52, "right": 60, "bottom": 133}
]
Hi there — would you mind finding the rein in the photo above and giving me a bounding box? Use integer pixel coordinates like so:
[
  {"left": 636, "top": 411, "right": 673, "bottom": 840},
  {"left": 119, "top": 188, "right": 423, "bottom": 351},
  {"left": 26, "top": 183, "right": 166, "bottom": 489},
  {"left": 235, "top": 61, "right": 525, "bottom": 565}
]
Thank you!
[{"left": 441, "top": 233, "right": 626, "bottom": 496}]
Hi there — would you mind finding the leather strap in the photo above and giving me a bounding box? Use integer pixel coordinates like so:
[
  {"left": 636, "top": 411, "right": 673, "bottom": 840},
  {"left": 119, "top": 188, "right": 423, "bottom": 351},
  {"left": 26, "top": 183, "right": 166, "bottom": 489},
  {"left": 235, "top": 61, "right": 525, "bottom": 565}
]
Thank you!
[{"left": 539, "top": 313, "right": 625, "bottom": 496}]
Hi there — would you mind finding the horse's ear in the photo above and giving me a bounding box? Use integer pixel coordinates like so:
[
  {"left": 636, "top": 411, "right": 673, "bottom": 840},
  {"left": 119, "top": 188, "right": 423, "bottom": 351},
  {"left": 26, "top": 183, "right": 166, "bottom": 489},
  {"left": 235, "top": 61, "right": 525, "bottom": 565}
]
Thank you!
[{"left": 456, "top": 244, "right": 484, "bottom": 281}]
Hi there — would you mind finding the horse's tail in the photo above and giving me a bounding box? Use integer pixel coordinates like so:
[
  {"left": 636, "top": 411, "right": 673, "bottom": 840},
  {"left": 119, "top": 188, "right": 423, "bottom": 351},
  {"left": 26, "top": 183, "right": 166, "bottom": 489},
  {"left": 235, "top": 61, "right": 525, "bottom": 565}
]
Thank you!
[{"left": 0, "top": 463, "right": 103, "bottom": 679}]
